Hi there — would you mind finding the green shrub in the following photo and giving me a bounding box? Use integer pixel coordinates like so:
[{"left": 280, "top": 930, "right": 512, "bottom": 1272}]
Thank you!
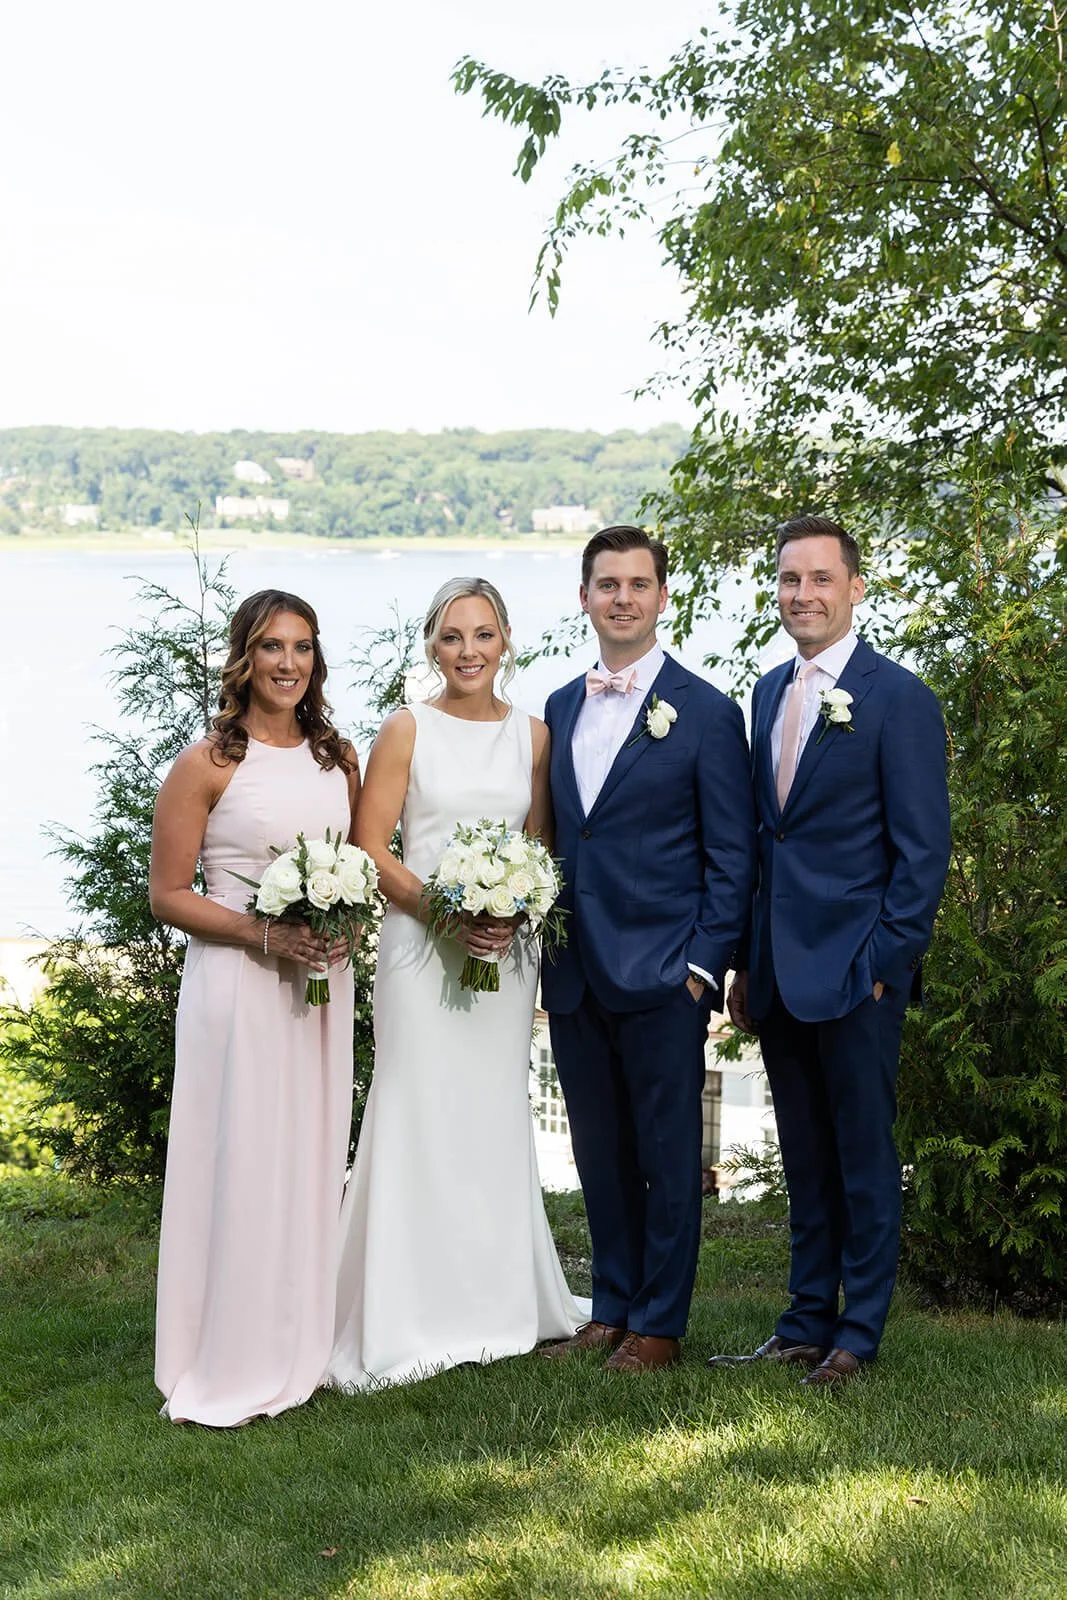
[
  {"left": 0, "top": 534, "right": 232, "bottom": 1184},
  {"left": 896, "top": 481, "right": 1067, "bottom": 1310},
  {"left": 0, "top": 1164, "right": 109, "bottom": 1220},
  {"left": 0, "top": 1053, "right": 51, "bottom": 1169}
]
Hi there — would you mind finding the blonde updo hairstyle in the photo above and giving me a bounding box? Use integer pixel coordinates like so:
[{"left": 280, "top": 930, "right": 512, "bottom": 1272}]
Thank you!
[{"left": 422, "top": 577, "right": 517, "bottom": 693}]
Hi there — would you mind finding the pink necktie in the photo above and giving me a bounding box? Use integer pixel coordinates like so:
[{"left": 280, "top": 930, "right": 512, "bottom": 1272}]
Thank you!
[
  {"left": 585, "top": 665, "right": 638, "bottom": 697},
  {"left": 776, "top": 661, "right": 814, "bottom": 810}
]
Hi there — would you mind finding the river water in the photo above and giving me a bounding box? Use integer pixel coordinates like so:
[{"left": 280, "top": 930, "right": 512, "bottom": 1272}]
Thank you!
[{"left": 1, "top": 542, "right": 763, "bottom": 938}]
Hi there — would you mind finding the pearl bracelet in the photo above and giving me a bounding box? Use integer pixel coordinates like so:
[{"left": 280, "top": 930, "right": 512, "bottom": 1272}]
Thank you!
[{"left": 262, "top": 917, "right": 272, "bottom": 956}]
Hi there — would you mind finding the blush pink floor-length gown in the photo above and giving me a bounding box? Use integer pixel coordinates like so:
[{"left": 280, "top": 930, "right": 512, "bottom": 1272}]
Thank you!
[{"left": 155, "top": 738, "right": 354, "bottom": 1426}]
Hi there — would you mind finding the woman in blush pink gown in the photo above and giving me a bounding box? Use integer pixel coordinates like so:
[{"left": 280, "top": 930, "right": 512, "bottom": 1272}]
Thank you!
[{"left": 150, "top": 590, "right": 360, "bottom": 1427}]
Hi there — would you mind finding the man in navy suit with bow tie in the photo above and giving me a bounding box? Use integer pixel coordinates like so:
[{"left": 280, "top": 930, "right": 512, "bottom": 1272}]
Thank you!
[
  {"left": 711, "top": 515, "right": 951, "bottom": 1387},
  {"left": 541, "top": 525, "right": 755, "bottom": 1371}
]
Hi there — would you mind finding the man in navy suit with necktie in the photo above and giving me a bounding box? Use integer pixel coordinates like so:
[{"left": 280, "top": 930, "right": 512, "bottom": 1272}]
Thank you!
[
  {"left": 541, "top": 525, "right": 755, "bottom": 1371},
  {"left": 711, "top": 515, "right": 951, "bottom": 1387}
]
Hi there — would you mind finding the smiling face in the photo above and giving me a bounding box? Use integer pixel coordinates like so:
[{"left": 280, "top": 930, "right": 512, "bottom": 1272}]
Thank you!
[
  {"left": 434, "top": 594, "right": 507, "bottom": 697},
  {"left": 777, "top": 535, "right": 865, "bottom": 658},
  {"left": 580, "top": 549, "right": 668, "bottom": 668},
  {"left": 248, "top": 609, "right": 316, "bottom": 715}
]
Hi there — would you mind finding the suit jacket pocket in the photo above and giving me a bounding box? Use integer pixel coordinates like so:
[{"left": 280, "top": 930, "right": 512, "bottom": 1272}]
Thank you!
[{"left": 821, "top": 733, "right": 871, "bottom": 756}]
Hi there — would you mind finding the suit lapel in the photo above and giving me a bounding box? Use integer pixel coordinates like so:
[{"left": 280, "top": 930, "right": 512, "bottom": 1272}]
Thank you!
[
  {"left": 783, "top": 636, "right": 879, "bottom": 814},
  {"left": 586, "top": 656, "right": 689, "bottom": 822},
  {"left": 554, "top": 676, "right": 587, "bottom": 818},
  {"left": 758, "top": 662, "right": 793, "bottom": 817}
]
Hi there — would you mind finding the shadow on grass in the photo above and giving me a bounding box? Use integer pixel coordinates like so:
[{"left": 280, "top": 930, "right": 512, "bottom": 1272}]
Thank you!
[{"left": 2, "top": 1183, "right": 1066, "bottom": 1599}]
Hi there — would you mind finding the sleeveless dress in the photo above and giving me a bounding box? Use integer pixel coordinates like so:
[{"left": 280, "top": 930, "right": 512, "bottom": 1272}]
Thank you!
[
  {"left": 155, "top": 738, "right": 355, "bottom": 1427},
  {"left": 328, "top": 702, "right": 585, "bottom": 1390}
]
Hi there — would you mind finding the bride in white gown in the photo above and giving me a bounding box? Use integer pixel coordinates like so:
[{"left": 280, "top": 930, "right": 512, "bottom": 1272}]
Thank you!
[{"left": 328, "top": 577, "right": 585, "bottom": 1390}]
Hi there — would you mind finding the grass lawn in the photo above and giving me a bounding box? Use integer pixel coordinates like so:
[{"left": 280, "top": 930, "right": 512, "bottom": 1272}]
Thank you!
[{"left": 1, "top": 1172, "right": 1065, "bottom": 1600}]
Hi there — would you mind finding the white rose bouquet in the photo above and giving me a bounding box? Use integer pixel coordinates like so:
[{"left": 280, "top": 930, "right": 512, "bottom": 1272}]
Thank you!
[
  {"left": 422, "top": 817, "right": 567, "bottom": 993},
  {"left": 234, "top": 827, "right": 378, "bottom": 1005}
]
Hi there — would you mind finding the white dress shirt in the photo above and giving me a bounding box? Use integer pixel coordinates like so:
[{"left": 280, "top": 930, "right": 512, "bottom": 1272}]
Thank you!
[
  {"left": 571, "top": 641, "right": 715, "bottom": 991},
  {"left": 571, "top": 641, "right": 665, "bottom": 816},
  {"left": 771, "top": 629, "right": 859, "bottom": 780}
]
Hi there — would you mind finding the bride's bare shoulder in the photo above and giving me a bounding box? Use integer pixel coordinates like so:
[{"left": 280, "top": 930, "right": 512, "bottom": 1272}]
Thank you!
[
  {"left": 368, "top": 707, "right": 417, "bottom": 760},
  {"left": 527, "top": 714, "right": 549, "bottom": 758}
]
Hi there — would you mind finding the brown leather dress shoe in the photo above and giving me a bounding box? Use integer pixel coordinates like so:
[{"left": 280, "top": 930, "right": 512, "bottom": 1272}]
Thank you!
[
  {"left": 540, "top": 1320, "right": 627, "bottom": 1358},
  {"left": 604, "top": 1332, "right": 681, "bottom": 1372},
  {"left": 800, "top": 1347, "right": 863, "bottom": 1388},
  {"left": 707, "top": 1335, "right": 829, "bottom": 1368}
]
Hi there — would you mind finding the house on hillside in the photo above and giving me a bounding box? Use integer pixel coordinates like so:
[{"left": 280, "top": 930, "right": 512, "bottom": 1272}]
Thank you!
[
  {"left": 215, "top": 495, "right": 289, "bottom": 521},
  {"left": 531, "top": 505, "right": 602, "bottom": 535},
  {"left": 233, "top": 460, "right": 272, "bottom": 485},
  {"left": 61, "top": 503, "right": 100, "bottom": 527},
  {"left": 275, "top": 457, "right": 316, "bottom": 481}
]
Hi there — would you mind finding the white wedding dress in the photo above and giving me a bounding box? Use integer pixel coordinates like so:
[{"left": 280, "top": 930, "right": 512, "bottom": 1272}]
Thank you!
[{"left": 328, "top": 701, "right": 586, "bottom": 1390}]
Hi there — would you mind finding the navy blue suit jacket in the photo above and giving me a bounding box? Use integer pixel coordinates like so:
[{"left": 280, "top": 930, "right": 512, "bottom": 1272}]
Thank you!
[
  {"left": 543, "top": 653, "right": 756, "bottom": 1014},
  {"left": 744, "top": 637, "right": 951, "bottom": 1024}
]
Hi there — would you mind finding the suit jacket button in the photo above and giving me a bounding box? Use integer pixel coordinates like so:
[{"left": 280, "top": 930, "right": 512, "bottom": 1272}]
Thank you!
[
  {"left": 775, "top": 830, "right": 785, "bottom": 842},
  {"left": 581, "top": 828, "right": 592, "bottom": 839}
]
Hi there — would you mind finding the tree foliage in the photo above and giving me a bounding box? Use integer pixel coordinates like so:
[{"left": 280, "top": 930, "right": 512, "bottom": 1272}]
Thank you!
[
  {"left": 460, "top": 10, "right": 1067, "bottom": 1301},
  {"left": 894, "top": 487, "right": 1067, "bottom": 1308},
  {"left": 0, "top": 531, "right": 236, "bottom": 1182},
  {"left": 456, "top": 0, "right": 1067, "bottom": 651}
]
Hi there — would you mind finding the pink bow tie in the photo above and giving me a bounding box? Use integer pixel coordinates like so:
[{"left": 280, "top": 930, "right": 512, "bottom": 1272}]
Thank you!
[{"left": 585, "top": 665, "right": 638, "bottom": 697}]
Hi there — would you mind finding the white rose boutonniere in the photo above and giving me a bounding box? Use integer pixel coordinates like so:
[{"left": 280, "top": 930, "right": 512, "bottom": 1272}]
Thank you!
[
  {"left": 816, "top": 687, "right": 854, "bottom": 743},
  {"left": 628, "top": 695, "right": 678, "bottom": 747}
]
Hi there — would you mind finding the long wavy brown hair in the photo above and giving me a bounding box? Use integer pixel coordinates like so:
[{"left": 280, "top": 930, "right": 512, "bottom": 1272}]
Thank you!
[{"left": 211, "top": 590, "right": 353, "bottom": 772}]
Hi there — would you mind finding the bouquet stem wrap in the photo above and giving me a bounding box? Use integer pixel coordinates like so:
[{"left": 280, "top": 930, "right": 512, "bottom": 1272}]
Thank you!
[
  {"left": 459, "top": 949, "right": 501, "bottom": 993},
  {"left": 303, "top": 965, "right": 332, "bottom": 1007}
]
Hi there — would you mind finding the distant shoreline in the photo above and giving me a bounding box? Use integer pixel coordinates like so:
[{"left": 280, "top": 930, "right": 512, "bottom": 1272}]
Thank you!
[{"left": 0, "top": 530, "right": 586, "bottom": 555}]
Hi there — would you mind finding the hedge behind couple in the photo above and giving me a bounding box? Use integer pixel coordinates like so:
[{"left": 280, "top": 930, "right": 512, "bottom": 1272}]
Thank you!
[{"left": 151, "top": 517, "right": 948, "bottom": 1426}]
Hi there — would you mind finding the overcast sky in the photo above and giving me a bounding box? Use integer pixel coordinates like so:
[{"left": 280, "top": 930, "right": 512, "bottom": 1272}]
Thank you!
[{"left": 0, "top": 0, "right": 718, "bottom": 436}]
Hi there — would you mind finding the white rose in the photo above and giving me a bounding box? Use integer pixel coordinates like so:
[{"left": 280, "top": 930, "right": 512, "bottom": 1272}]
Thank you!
[
  {"left": 533, "top": 865, "right": 558, "bottom": 896},
  {"left": 534, "top": 886, "right": 557, "bottom": 915},
  {"left": 306, "top": 868, "right": 342, "bottom": 910},
  {"left": 455, "top": 853, "right": 485, "bottom": 889},
  {"left": 647, "top": 698, "right": 678, "bottom": 740},
  {"left": 822, "top": 688, "right": 853, "bottom": 724},
  {"left": 305, "top": 837, "right": 339, "bottom": 872},
  {"left": 436, "top": 849, "right": 466, "bottom": 884},
  {"left": 256, "top": 882, "right": 290, "bottom": 917},
  {"left": 507, "top": 869, "right": 535, "bottom": 900},
  {"left": 502, "top": 835, "right": 528, "bottom": 865},
  {"left": 462, "top": 883, "right": 489, "bottom": 914},
  {"left": 267, "top": 864, "right": 303, "bottom": 902},
  {"left": 479, "top": 856, "right": 507, "bottom": 886},
  {"left": 336, "top": 858, "right": 373, "bottom": 904},
  {"left": 485, "top": 883, "right": 517, "bottom": 918}
]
